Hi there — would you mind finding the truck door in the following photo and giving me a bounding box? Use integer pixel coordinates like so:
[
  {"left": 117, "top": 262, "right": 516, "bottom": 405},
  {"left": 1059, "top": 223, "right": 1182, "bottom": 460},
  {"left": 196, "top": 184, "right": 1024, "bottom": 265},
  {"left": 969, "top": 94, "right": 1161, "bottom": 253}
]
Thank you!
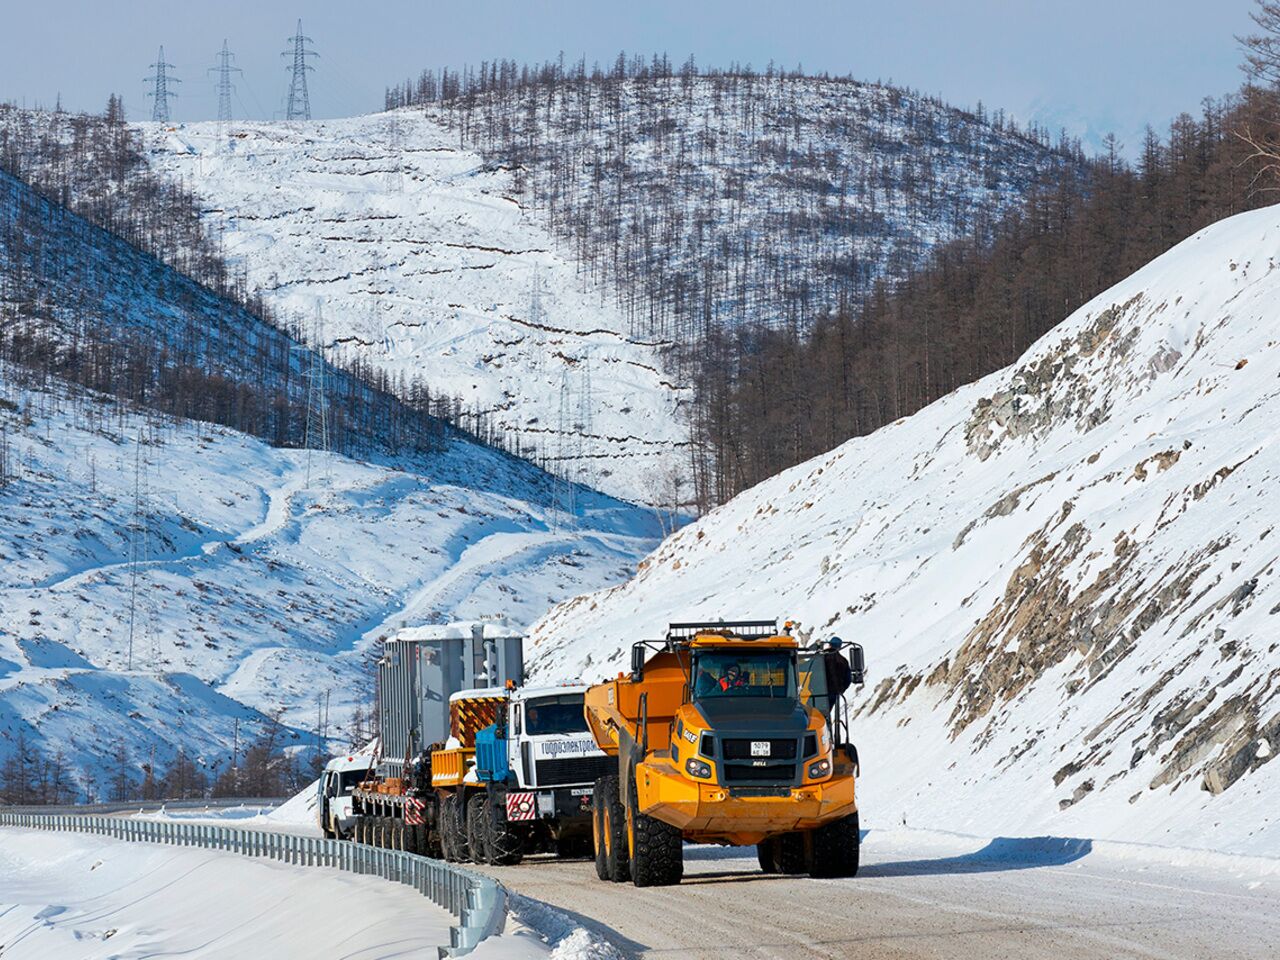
[{"left": 799, "top": 652, "right": 832, "bottom": 718}]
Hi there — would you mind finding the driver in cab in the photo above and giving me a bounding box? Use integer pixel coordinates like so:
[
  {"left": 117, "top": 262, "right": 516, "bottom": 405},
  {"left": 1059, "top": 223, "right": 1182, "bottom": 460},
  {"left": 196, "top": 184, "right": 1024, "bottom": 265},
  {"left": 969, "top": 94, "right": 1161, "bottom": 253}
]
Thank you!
[{"left": 695, "top": 662, "right": 749, "bottom": 696}]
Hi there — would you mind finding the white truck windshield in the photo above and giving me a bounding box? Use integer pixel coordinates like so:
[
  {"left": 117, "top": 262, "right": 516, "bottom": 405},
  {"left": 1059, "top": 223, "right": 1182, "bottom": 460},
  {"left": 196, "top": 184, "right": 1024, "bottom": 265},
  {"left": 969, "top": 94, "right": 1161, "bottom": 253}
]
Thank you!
[{"left": 524, "top": 695, "right": 589, "bottom": 735}]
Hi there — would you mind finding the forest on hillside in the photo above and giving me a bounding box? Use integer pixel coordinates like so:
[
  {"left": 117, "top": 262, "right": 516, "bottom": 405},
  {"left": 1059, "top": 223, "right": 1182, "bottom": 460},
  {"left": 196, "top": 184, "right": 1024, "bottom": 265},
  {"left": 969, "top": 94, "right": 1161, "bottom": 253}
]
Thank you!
[
  {"left": 0, "top": 103, "right": 532, "bottom": 462},
  {"left": 391, "top": 55, "right": 1082, "bottom": 347},
  {"left": 388, "top": 51, "right": 1280, "bottom": 506}
]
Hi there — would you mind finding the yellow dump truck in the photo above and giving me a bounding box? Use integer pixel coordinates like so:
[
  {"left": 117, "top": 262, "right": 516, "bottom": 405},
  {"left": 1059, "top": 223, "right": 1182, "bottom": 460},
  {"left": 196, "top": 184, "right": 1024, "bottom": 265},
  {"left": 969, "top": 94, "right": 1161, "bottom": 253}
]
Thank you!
[{"left": 584, "top": 620, "right": 865, "bottom": 886}]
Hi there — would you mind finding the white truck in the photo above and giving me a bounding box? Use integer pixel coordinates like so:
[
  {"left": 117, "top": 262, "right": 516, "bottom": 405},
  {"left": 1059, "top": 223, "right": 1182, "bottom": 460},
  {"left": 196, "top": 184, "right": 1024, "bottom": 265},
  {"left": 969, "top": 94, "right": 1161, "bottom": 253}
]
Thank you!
[
  {"left": 316, "top": 753, "right": 373, "bottom": 839},
  {"left": 468, "top": 683, "right": 611, "bottom": 862}
]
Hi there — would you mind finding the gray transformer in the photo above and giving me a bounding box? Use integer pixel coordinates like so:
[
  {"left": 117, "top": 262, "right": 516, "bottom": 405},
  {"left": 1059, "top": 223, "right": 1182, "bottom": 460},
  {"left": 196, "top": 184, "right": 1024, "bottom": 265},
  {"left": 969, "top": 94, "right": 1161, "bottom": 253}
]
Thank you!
[{"left": 376, "top": 621, "right": 525, "bottom": 777}]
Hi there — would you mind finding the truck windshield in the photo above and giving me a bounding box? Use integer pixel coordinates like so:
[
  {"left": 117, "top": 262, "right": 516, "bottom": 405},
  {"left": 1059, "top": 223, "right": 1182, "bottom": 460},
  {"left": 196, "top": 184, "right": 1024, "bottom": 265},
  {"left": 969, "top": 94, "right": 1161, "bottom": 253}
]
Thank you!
[
  {"left": 692, "top": 650, "right": 797, "bottom": 700},
  {"left": 524, "top": 695, "right": 589, "bottom": 735},
  {"left": 339, "top": 769, "right": 368, "bottom": 794}
]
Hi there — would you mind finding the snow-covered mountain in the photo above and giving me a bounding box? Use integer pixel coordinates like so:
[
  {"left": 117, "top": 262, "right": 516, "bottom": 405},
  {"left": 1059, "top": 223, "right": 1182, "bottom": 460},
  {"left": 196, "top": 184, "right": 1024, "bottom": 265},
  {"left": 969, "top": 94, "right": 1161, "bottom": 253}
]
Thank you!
[
  {"left": 0, "top": 368, "right": 660, "bottom": 796},
  {"left": 137, "top": 115, "right": 688, "bottom": 505},
  {"left": 416, "top": 73, "right": 1082, "bottom": 340},
  {"left": 527, "top": 204, "right": 1280, "bottom": 857}
]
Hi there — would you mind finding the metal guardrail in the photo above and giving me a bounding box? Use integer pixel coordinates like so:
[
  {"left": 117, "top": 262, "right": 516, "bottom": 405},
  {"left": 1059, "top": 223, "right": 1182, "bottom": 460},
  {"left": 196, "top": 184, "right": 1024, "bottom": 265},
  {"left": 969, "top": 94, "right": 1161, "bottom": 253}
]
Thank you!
[{"left": 0, "top": 812, "right": 505, "bottom": 958}]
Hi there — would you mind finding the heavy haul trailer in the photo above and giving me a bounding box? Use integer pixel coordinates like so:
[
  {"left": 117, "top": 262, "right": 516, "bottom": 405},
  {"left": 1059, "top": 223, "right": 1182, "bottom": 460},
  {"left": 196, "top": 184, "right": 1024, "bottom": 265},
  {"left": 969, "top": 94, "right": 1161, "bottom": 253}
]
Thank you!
[
  {"left": 350, "top": 622, "right": 610, "bottom": 863},
  {"left": 350, "top": 622, "right": 524, "bottom": 854},
  {"left": 584, "top": 620, "right": 865, "bottom": 886}
]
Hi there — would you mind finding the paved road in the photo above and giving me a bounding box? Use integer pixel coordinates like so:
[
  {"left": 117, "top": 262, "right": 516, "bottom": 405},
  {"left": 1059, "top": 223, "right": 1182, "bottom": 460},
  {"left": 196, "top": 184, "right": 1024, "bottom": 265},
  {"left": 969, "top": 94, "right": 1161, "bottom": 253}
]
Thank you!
[{"left": 475, "top": 830, "right": 1280, "bottom": 960}]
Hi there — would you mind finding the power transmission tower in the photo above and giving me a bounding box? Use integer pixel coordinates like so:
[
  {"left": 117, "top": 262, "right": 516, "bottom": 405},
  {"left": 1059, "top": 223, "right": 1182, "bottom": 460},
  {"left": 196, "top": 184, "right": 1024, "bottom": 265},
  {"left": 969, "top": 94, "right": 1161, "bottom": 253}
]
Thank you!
[
  {"left": 145, "top": 47, "right": 180, "bottom": 123},
  {"left": 209, "top": 40, "right": 242, "bottom": 124},
  {"left": 282, "top": 19, "right": 316, "bottom": 121},
  {"left": 528, "top": 269, "right": 544, "bottom": 373},
  {"left": 385, "top": 112, "right": 404, "bottom": 194},
  {"left": 303, "top": 305, "right": 331, "bottom": 487},
  {"left": 576, "top": 353, "right": 595, "bottom": 491},
  {"left": 554, "top": 367, "right": 576, "bottom": 530},
  {"left": 125, "top": 427, "right": 154, "bottom": 671}
]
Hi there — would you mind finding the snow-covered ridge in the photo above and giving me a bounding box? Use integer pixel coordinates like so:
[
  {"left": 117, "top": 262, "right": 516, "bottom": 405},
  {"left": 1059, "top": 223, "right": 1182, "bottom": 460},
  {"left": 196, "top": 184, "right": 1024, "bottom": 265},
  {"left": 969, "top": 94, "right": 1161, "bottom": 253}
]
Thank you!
[
  {"left": 137, "top": 114, "right": 688, "bottom": 505},
  {"left": 528, "top": 205, "right": 1280, "bottom": 856},
  {"left": 0, "top": 369, "right": 660, "bottom": 795}
]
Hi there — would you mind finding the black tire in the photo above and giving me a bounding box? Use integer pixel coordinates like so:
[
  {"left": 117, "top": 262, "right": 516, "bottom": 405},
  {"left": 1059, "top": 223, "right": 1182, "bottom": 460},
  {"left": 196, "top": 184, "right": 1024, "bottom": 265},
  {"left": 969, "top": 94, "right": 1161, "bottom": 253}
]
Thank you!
[
  {"left": 592, "top": 783, "right": 610, "bottom": 880},
  {"left": 757, "top": 838, "right": 778, "bottom": 873},
  {"left": 440, "top": 794, "right": 463, "bottom": 862},
  {"left": 810, "top": 813, "right": 860, "bottom": 879},
  {"left": 775, "top": 832, "right": 808, "bottom": 874},
  {"left": 599, "top": 776, "right": 630, "bottom": 882},
  {"left": 486, "top": 800, "right": 524, "bottom": 866},
  {"left": 467, "top": 794, "right": 490, "bottom": 864},
  {"left": 627, "top": 773, "right": 683, "bottom": 887},
  {"left": 352, "top": 817, "right": 365, "bottom": 844}
]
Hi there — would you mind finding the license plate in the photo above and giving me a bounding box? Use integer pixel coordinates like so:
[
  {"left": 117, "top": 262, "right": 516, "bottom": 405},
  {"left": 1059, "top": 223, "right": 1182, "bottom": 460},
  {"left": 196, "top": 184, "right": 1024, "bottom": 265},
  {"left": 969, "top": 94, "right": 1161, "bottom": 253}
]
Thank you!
[
  {"left": 570, "top": 787, "right": 593, "bottom": 797},
  {"left": 751, "top": 741, "right": 771, "bottom": 757}
]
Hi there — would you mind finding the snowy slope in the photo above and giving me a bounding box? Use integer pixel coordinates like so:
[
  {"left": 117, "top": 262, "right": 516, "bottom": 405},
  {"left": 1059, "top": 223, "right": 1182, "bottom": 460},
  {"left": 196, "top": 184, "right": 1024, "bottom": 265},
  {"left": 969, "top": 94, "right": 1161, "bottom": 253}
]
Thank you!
[
  {"left": 0, "top": 369, "right": 660, "bottom": 796},
  {"left": 137, "top": 115, "right": 688, "bottom": 505},
  {"left": 0, "top": 828, "right": 463, "bottom": 958},
  {"left": 528, "top": 205, "right": 1280, "bottom": 857}
]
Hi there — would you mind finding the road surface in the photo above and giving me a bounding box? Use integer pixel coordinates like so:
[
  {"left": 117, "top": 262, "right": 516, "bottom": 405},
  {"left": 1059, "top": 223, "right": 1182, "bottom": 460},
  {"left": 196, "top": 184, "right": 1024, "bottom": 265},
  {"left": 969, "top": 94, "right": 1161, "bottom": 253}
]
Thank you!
[{"left": 475, "top": 829, "right": 1280, "bottom": 959}]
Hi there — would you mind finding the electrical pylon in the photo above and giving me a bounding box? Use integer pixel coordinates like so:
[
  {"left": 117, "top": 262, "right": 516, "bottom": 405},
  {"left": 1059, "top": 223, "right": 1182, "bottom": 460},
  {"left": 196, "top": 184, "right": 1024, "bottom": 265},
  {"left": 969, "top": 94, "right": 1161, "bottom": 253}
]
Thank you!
[
  {"left": 303, "top": 305, "right": 331, "bottom": 487},
  {"left": 576, "top": 353, "right": 595, "bottom": 490},
  {"left": 209, "top": 40, "right": 242, "bottom": 123},
  {"left": 125, "top": 427, "right": 154, "bottom": 670},
  {"left": 283, "top": 19, "right": 316, "bottom": 121},
  {"left": 145, "top": 47, "right": 180, "bottom": 123},
  {"left": 385, "top": 112, "right": 404, "bottom": 193}
]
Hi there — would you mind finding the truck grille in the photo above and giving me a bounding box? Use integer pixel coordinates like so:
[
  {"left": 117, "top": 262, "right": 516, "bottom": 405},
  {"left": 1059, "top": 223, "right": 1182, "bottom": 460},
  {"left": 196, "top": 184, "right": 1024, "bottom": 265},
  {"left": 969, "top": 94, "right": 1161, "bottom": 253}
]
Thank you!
[
  {"left": 723, "top": 763, "right": 797, "bottom": 784},
  {"left": 722, "top": 738, "right": 798, "bottom": 760},
  {"left": 535, "top": 756, "right": 613, "bottom": 787}
]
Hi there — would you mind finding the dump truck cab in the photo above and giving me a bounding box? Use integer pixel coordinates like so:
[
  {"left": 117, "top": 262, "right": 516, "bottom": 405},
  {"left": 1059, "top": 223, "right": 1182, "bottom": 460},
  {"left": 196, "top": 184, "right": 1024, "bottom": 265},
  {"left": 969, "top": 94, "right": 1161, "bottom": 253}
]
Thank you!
[{"left": 585, "top": 620, "right": 865, "bottom": 886}]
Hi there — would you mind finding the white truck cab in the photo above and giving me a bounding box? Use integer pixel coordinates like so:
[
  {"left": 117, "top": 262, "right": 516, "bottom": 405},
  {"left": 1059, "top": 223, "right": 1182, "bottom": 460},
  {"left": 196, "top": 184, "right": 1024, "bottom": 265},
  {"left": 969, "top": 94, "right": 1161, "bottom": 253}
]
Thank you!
[
  {"left": 500, "top": 685, "right": 609, "bottom": 830},
  {"left": 317, "top": 754, "right": 373, "bottom": 839}
]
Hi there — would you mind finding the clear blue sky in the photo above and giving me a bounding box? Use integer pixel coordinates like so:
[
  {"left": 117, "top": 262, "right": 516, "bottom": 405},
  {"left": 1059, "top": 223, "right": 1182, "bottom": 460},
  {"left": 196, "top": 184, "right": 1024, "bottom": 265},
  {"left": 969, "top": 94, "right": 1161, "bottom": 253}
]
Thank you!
[{"left": 0, "top": 0, "right": 1259, "bottom": 155}]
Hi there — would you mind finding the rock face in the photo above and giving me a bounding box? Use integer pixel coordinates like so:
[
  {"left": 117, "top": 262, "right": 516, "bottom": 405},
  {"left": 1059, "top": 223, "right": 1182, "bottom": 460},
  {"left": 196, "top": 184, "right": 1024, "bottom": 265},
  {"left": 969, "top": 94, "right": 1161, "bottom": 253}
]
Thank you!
[{"left": 527, "top": 206, "right": 1280, "bottom": 856}]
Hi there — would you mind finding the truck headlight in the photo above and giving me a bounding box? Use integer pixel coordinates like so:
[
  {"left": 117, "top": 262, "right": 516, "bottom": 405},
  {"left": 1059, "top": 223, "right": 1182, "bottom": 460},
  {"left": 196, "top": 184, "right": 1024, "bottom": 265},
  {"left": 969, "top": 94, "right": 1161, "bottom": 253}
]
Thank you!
[
  {"left": 686, "top": 758, "right": 712, "bottom": 779},
  {"left": 807, "top": 758, "right": 831, "bottom": 779}
]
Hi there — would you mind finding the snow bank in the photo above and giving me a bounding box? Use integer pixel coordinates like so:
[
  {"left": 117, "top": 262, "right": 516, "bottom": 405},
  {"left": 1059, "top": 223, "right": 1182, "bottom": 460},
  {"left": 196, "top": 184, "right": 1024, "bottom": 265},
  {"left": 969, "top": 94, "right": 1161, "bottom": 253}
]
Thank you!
[
  {"left": 0, "top": 827, "right": 461, "bottom": 958},
  {"left": 529, "top": 205, "right": 1280, "bottom": 857}
]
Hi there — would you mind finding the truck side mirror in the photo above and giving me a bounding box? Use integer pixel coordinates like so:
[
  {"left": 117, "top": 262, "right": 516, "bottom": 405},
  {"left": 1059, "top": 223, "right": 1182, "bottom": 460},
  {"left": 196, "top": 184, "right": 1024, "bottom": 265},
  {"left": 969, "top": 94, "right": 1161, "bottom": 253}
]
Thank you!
[
  {"left": 848, "top": 643, "right": 866, "bottom": 686},
  {"left": 631, "top": 644, "right": 646, "bottom": 681}
]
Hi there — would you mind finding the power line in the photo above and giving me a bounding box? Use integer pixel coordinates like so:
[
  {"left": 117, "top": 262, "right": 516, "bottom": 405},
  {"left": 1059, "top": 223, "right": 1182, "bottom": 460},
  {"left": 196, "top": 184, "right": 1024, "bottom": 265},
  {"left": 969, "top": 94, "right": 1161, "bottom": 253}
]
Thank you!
[
  {"left": 282, "top": 19, "right": 317, "bottom": 122},
  {"left": 209, "top": 40, "right": 242, "bottom": 124},
  {"left": 145, "top": 46, "right": 180, "bottom": 124}
]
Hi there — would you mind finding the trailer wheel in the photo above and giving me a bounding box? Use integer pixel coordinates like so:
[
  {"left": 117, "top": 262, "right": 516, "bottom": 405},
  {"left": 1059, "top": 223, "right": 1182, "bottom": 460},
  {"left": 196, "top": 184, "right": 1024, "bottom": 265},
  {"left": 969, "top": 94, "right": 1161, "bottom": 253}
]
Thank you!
[
  {"left": 775, "top": 832, "right": 808, "bottom": 875},
  {"left": 467, "top": 795, "right": 491, "bottom": 864},
  {"left": 599, "top": 776, "right": 630, "bottom": 882},
  {"left": 626, "top": 773, "right": 682, "bottom": 887},
  {"left": 441, "top": 794, "right": 468, "bottom": 862},
  {"left": 757, "top": 839, "right": 778, "bottom": 873},
  {"left": 485, "top": 801, "right": 524, "bottom": 866},
  {"left": 810, "top": 812, "right": 860, "bottom": 879},
  {"left": 592, "top": 785, "right": 610, "bottom": 880}
]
